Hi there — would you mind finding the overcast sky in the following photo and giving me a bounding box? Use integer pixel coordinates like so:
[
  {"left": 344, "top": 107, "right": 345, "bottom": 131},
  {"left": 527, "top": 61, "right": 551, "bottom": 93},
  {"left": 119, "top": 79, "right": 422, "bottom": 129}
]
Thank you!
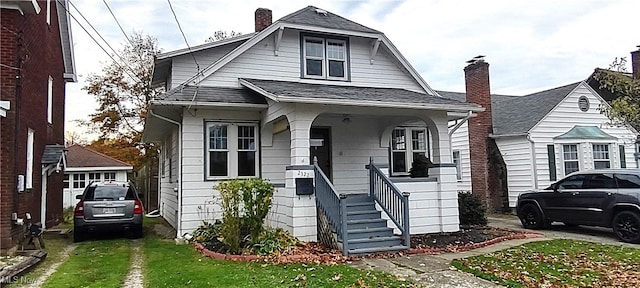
[{"left": 64, "top": 0, "right": 639, "bottom": 140}]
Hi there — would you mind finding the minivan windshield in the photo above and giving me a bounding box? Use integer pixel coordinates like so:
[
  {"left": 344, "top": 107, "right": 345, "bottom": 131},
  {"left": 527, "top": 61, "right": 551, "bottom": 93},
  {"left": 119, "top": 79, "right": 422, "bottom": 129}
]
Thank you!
[{"left": 84, "top": 185, "right": 136, "bottom": 201}]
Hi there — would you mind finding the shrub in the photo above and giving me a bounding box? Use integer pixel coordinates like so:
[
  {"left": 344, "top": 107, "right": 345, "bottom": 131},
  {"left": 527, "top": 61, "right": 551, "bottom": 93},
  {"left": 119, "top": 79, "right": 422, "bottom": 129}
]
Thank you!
[
  {"left": 458, "top": 191, "right": 487, "bottom": 226},
  {"left": 63, "top": 206, "right": 75, "bottom": 224},
  {"left": 251, "top": 228, "right": 300, "bottom": 256},
  {"left": 241, "top": 178, "right": 275, "bottom": 244},
  {"left": 409, "top": 154, "right": 434, "bottom": 177},
  {"left": 216, "top": 180, "right": 243, "bottom": 254},
  {"left": 192, "top": 221, "right": 222, "bottom": 244}
]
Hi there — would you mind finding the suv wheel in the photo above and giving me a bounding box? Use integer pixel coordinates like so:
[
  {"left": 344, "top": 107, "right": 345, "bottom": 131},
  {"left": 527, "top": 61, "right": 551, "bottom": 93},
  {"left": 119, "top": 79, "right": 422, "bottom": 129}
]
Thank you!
[
  {"left": 518, "top": 203, "right": 547, "bottom": 229},
  {"left": 612, "top": 211, "right": 640, "bottom": 244},
  {"left": 73, "top": 228, "right": 84, "bottom": 243}
]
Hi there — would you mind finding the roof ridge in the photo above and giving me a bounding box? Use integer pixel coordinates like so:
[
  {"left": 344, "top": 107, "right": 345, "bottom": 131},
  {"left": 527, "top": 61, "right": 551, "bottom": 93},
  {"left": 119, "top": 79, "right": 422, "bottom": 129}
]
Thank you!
[{"left": 68, "top": 144, "right": 132, "bottom": 167}]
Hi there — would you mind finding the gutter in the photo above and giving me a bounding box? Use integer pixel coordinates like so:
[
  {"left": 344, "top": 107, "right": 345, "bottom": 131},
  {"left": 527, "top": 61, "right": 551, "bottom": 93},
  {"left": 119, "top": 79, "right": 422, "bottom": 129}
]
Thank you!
[
  {"left": 448, "top": 111, "right": 473, "bottom": 136},
  {"left": 148, "top": 109, "right": 182, "bottom": 239},
  {"left": 527, "top": 133, "right": 538, "bottom": 189}
]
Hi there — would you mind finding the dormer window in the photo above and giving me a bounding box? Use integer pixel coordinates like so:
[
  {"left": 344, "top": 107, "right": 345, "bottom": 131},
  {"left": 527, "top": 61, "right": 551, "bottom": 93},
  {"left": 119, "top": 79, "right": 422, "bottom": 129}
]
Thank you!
[{"left": 302, "top": 35, "right": 348, "bottom": 80}]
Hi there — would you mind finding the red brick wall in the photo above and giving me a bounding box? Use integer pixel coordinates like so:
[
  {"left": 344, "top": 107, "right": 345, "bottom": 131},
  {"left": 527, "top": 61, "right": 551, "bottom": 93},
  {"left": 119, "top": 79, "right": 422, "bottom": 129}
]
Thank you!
[
  {"left": 464, "top": 60, "right": 501, "bottom": 211},
  {"left": 1, "top": 0, "right": 66, "bottom": 251},
  {"left": 255, "top": 8, "right": 272, "bottom": 32},
  {"left": 632, "top": 48, "right": 640, "bottom": 80}
]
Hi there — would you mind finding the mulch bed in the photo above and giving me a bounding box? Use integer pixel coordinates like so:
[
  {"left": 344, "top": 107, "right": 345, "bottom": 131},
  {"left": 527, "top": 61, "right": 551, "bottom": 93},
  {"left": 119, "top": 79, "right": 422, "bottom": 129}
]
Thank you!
[{"left": 193, "top": 226, "right": 542, "bottom": 264}]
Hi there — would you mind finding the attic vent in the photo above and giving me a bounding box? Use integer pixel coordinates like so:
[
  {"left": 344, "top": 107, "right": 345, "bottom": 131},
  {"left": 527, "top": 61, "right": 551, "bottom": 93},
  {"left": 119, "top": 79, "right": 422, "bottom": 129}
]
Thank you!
[
  {"left": 578, "top": 96, "right": 589, "bottom": 112},
  {"left": 315, "top": 8, "right": 328, "bottom": 16}
]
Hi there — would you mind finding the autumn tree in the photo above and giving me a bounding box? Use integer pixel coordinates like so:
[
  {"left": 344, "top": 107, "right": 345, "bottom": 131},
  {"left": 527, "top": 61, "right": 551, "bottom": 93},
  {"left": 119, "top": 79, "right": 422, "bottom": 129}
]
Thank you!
[
  {"left": 82, "top": 32, "right": 163, "bottom": 168},
  {"left": 594, "top": 57, "right": 640, "bottom": 131},
  {"left": 205, "top": 30, "right": 242, "bottom": 43}
]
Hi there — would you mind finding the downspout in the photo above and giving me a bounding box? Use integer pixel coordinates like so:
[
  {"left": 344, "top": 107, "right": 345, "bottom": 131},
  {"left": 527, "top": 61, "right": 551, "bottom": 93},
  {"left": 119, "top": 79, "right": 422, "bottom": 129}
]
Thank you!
[
  {"left": 148, "top": 109, "right": 182, "bottom": 238},
  {"left": 448, "top": 111, "right": 473, "bottom": 153},
  {"left": 527, "top": 133, "right": 538, "bottom": 189}
]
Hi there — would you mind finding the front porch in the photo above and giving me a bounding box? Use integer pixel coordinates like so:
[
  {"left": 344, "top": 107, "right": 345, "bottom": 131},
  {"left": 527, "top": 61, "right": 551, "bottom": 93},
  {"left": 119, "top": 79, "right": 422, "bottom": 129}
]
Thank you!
[{"left": 264, "top": 107, "right": 464, "bottom": 255}]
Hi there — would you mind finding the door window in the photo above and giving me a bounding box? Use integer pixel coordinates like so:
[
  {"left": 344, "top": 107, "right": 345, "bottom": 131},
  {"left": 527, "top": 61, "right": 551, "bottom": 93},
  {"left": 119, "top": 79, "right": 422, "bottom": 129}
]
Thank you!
[
  {"left": 582, "top": 174, "right": 615, "bottom": 189},
  {"left": 557, "top": 174, "right": 587, "bottom": 190},
  {"left": 615, "top": 174, "right": 640, "bottom": 188}
]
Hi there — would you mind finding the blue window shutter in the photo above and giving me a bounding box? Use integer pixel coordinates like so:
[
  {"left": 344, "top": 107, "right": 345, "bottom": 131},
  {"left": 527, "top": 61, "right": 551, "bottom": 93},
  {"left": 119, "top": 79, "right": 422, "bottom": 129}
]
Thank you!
[{"left": 547, "top": 145, "right": 556, "bottom": 181}]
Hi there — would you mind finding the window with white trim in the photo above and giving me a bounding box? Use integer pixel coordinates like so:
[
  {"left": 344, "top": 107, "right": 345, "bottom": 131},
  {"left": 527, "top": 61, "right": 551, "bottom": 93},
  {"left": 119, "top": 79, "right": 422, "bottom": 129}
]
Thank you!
[
  {"left": 103, "top": 172, "right": 116, "bottom": 182},
  {"left": 206, "top": 122, "right": 258, "bottom": 179},
  {"left": 47, "top": 76, "right": 53, "bottom": 123},
  {"left": 562, "top": 144, "right": 579, "bottom": 175},
  {"left": 46, "top": 0, "right": 51, "bottom": 25},
  {"left": 593, "top": 144, "right": 611, "bottom": 169},
  {"left": 26, "top": 129, "right": 34, "bottom": 189},
  {"left": 453, "top": 150, "right": 462, "bottom": 180},
  {"left": 88, "top": 172, "right": 101, "bottom": 183},
  {"left": 302, "top": 35, "right": 348, "bottom": 80},
  {"left": 73, "top": 174, "right": 86, "bottom": 189},
  {"left": 63, "top": 174, "right": 69, "bottom": 189},
  {"left": 391, "top": 127, "right": 430, "bottom": 175}
]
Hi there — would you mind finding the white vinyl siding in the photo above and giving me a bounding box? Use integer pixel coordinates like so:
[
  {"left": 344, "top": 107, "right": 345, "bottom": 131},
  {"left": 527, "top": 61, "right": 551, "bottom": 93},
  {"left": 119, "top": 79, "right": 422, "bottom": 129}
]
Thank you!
[
  {"left": 449, "top": 121, "right": 471, "bottom": 191},
  {"left": 26, "top": 129, "right": 34, "bottom": 189},
  {"left": 494, "top": 137, "right": 532, "bottom": 207},
  {"left": 194, "top": 30, "right": 424, "bottom": 92}
]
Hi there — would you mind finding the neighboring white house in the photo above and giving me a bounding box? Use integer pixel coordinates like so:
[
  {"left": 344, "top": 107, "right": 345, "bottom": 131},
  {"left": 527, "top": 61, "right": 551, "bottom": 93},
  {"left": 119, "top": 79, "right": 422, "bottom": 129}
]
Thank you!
[
  {"left": 63, "top": 145, "right": 133, "bottom": 208},
  {"left": 444, "top": 77, "right": 639, "bottom": 209},
  {"left": 143, "top": 6, "right": 483, "bottom": 254}
]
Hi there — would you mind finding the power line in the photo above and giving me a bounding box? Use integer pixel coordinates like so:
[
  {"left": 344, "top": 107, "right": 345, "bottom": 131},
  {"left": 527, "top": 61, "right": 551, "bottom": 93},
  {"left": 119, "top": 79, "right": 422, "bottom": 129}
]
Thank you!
[
  {"left": 66, "top": 0, "right": 142, "bottom": 83},
  {"left": 166, "top": 0, "right": 200, "bottom": 73},
  {"left": 102, "top": 0, "right": 132, "bottom": 46}
]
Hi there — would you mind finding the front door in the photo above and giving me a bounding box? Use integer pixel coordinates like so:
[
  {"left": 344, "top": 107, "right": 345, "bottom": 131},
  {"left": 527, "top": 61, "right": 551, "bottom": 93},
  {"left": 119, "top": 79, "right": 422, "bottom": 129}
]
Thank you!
[{"left": 310, "top": 127, "right": 332, "bottom": 180}]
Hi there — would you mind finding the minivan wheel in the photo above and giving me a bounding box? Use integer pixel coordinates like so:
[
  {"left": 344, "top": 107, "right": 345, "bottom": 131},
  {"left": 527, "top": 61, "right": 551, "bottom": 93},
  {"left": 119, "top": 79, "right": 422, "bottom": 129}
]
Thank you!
[
  {"left": 612, "top": 211, "right": 640, "bottom": 244},
  {"left": 518, "top": 203, "right": 546, "bottom": 229}
]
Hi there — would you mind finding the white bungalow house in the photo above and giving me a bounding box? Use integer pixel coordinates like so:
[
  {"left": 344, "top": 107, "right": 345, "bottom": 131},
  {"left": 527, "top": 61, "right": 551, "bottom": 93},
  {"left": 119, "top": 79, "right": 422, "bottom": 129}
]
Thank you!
[
  {"left": 63, "top": 145, "right": 133, "bottom": 208},
  {"left": 444, "top": 52, "right": 640, "bottom": 210},
  {"left": 143, "top": 6, "right": 482, "bottom": 255}
]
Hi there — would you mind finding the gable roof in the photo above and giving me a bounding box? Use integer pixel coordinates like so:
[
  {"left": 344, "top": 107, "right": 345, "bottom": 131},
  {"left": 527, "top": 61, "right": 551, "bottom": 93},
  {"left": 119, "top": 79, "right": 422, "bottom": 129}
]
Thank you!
[
  {"left": 157, "top": 6, "right": 437, "bottom": 96},
  {"left": 279, "top": 6, "right": 380, "bottom": 34},
  {"left": 439, "top": 82, "right": 582, "bottom": 136},
  {"left": 66, "top": 145, "right": 132, "bottom": 169},
  {"left": 240, "top": 78, "right": 482, "bottom": 111},
  {"left": 42, "top": 145, "right": 66, "bottom": 165}
]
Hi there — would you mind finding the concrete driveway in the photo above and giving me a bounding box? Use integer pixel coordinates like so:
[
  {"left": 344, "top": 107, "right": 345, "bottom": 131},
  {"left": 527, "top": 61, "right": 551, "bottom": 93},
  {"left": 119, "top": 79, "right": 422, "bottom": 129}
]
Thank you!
[{"left": 488, "top": 214, "right": 640, "bottom": 248}]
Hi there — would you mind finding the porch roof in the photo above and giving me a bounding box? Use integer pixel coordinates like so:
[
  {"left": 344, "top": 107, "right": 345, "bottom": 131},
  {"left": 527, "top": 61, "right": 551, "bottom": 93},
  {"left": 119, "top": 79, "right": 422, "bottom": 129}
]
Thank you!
[
  {"left": 153, "top": 85, "right": 267, "bottom": 106},
  {"left": 239, "top": 79, "right": 483, "bottom": 112}
]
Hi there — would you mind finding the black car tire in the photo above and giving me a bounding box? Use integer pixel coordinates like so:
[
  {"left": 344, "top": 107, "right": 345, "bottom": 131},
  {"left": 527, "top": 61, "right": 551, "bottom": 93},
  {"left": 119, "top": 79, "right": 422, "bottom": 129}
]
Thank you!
[
  {"left": 73, "top": 228, "right": 84, "bottom": 243},
  {"left": 518, "top": 203, "right": 547, "bottom": 229},
  {"left": 130, "top": 225, "right": 143, "bottom": 239},
  {"left": 612, "top": 211, "right": 640, "bottom": 244}
]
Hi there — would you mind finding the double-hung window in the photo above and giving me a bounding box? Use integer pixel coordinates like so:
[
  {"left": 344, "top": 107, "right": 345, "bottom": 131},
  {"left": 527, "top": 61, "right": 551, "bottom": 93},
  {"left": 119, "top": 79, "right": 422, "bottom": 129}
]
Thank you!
[
  {"left": 303, "top": 35, "right": 348, "bottom": 80},
  {"left": 563, "top": 144, "right": 579, "bottom": 175},
  {"left": 593, "top": 144, "right": 611, "bottom": 169},
  {"left": 391, "top": 127, "right": 430, "bottom": 175},
  {"left": 206, "top": 122, "right": 258, "bottom": 179}
]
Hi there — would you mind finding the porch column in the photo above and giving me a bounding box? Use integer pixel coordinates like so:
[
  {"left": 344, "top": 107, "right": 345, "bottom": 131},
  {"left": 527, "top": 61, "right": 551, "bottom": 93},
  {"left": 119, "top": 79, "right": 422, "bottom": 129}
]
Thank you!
[
  {"left": 283, "top": 107, "right": 319, "bottom": 241},
  {"left": 421, "top": 112, "right": 460, "bottom": 232}
]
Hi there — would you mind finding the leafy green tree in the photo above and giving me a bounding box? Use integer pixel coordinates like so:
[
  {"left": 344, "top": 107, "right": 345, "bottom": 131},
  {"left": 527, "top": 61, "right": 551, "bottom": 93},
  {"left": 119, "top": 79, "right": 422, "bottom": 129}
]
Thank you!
[
  {"left": 81, "top": 32, "right": 163, "bottom": 168},
  {"left": 594, "top": 57, "right": 640, "bottom": 130}
]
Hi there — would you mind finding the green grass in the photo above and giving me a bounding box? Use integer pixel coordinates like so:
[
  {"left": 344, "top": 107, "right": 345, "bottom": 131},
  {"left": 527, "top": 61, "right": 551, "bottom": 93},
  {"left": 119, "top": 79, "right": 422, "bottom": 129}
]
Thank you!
[
  {"left": 452, "top": 239, "right": 640, "bottom": 288},
  {"left": 41, "top": 239, "right": 132, "bottom": 288},
  {"left": 6, "top": 234, "right": 71, "bottom": 288}
]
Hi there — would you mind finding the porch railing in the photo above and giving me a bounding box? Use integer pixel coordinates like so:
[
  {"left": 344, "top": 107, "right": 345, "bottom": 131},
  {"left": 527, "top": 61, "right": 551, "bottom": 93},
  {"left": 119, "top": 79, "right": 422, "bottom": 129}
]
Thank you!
[
  {"left": 313, "top": 157, "right": 349, "bottom": 255},
  {"left": 366, "top": 157, "right": 410, "bottom": 247}
]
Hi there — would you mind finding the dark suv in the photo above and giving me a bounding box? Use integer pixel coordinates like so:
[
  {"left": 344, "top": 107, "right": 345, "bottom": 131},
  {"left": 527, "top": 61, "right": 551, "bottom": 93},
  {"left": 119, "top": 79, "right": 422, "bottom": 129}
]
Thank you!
[
  {"left": 516, "top": 170, "right": 640, "bottom": 243},
  {"left": 73, "top": 181, "right": 144, "bottom": 242}
]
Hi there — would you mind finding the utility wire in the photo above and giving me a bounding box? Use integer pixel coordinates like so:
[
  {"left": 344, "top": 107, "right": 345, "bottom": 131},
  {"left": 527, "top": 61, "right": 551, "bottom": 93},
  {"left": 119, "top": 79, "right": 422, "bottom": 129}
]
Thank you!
[
  {"left": 66, "top": 0, "right": 142, "bottom": 83},
  {"left": 102, "top": 0, "right": 132, "bottom": 46},
  {"left": 166, "top": 0, "right": 200, "bottom": 73}
]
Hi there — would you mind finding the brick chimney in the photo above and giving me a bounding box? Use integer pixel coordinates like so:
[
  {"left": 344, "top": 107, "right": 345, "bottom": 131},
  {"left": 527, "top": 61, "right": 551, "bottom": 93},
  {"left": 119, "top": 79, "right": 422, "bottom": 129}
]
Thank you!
[
  {"left": 464, "top": 56, "right": 500, "bottom": 211},
  {"left": 255, "top": 8, "right": 272, "bottom": 32},
  {"left": 632, "top": 46, "right": 640, "bottom": 80}
]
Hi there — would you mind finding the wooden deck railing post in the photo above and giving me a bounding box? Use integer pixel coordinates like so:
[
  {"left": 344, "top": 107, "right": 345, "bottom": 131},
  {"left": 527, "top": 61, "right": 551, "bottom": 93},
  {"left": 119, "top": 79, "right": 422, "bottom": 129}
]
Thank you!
[{"left": 339, "top": 194, "right": 348, "bottom": 256}]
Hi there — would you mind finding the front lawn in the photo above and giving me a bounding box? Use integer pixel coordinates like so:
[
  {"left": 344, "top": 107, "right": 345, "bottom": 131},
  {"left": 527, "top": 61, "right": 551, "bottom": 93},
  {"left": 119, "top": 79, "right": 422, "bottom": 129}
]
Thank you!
[
  {"left": 452, "top": 239, "right": 640, "bottom": 287},
  {"left": 144, "top": 225, "right": 416, "bottom": 287}
]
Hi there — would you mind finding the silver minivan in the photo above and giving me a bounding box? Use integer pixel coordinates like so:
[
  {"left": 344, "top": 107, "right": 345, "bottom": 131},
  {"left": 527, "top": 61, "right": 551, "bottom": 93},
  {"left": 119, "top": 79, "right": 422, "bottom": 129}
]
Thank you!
[{"left": 73, "top": 181, "right": 144, "bottom": 242}]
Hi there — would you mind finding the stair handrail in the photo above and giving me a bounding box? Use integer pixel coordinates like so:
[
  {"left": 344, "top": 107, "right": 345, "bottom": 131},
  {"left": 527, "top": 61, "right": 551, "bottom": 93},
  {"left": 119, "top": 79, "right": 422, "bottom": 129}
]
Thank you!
[
  {"left": 366, "top": 157, "right": 410, "bottom": 247},
  {"left": 313, "top": 157, "right": 349, "bottom": 254}
]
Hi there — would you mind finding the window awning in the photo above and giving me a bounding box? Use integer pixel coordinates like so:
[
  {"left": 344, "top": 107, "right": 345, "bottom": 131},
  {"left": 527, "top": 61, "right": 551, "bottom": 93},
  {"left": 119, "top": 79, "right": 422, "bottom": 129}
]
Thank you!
[
  {"left": 41, "top": 145, "right": 67, "bottom": 174},
  {"left": 553, "top": 125, "right": 617, "bottom": 140}
]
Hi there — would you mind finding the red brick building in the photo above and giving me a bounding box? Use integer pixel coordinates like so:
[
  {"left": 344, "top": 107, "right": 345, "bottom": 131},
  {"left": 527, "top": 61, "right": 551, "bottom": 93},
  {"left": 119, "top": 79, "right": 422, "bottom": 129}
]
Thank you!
[{"left": 1, "top": 0, "right": 76, "bottom": 252}]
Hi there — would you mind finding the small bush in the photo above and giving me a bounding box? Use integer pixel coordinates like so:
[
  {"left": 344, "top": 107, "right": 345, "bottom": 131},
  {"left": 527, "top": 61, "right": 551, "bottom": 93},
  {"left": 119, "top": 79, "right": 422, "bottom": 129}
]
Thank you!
[
  {"left": 241, "top": 178, "right": 275, "bottom": 244},
  {"left": 458, "top": 192, "right": 487, "bottom": 226},
  {"left": 251, "top": 228, "right": 300, "bottom": 256},
  {"left": 216, "top": 180, "right": 243, "bottom": 254}
]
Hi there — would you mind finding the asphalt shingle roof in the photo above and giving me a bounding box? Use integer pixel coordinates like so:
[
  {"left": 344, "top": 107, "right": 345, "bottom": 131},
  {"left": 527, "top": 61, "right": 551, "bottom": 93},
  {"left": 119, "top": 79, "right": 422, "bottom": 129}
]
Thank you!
[
  {"left": 41, "top": 145, "right": 66, "bottom": 165},
  {"left": 438, "top": 82, "right": 581, "bottom": 136},
  {"left": 66, "top": 145, "right": 132, "bottom": 168},
  {"left": 158, "top": 85, "right": 267, "bottom": 104},
  {"left": 242, "top": 78, "right": 474, "bottom": 106},
  {"left": 279, "top": 6, "right": 380, "bottom": 34}
]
